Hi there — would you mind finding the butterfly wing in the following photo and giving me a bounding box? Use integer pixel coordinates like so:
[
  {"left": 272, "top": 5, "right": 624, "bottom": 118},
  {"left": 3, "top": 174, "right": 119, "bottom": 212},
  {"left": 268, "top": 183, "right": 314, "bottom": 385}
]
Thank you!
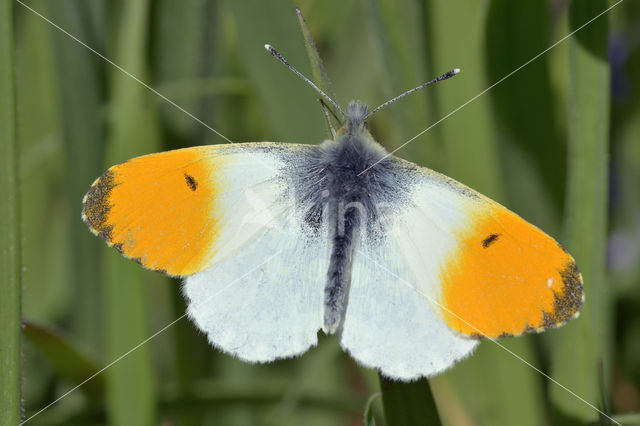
[
  {"left": 83, "top": 143, "right": 328, "bottom": 361},
  {"left": 341, "top": 233, "right": 479, "bottom": 380},
  {"left": 340, "top": 158, "right": 583, "bottom": 380},
  {"left": 83, "top": 143, "right": 304, "bottom": 276},
  {"left": 183, "top": 205, "right": 328, "bottom": 362}
]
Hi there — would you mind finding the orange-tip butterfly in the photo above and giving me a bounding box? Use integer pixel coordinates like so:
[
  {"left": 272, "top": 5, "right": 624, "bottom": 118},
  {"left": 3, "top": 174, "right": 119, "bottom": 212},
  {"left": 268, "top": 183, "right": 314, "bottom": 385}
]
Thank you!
[{"left": 82, "top": 25, "right": 583, "bottom": 381}]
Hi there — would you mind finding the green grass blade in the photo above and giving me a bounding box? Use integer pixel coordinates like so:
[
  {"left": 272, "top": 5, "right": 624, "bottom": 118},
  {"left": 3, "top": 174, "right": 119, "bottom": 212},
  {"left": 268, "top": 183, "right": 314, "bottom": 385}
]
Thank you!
[
  {"left": 103, "top": 0, "right": 159, "bottom": 424},
  {"left": 611, "top": 413, "right": 640, "bottom": 425},
  {"left": 296, "top": 7, "right": 338, "bottom": 106},
  {"left": 12, "top": 2, "right": 635, "bottom": 424},
  {"left": 363, "top": 392, "right": 381, "bottom": 426},
  {"left": 437, "top": 341, "right": 546, "bottom": 426},
  {"left": 425, "top": 2, "right": 545, "bottom": 425},
  {"left": 15, "top": 0, "right": 71, "bottom": 331},
  {"left": 550, "top": 0, "right": 611, "bottom": 421},
  {"left": 15, "top": 3, "right": 79, "bottom": 416},
  {"left": 484, "top": 0, "right": 566, "bottom": 212},
  {"left": 31, "top": 376, "right": 363, "bottom": 424},
  {"left": 424, "top": 0, "right": 503, "bottom": 199},
  {"left": 379, "top": 376, "right": 441, "bottom": 426},
  {"left": 153, "top": 0, "right": 209, "bottom": 143},
  {"left": 363, "top": 0, "right": 435, "bottom": 160},
  {"left": 224, "top": 0, "right": 325, "bottom": 143},
  {"left": 22, "top": 321, "right": 104, "bottom": 397},
  {"left": 44, "top": 0, "right": 105, "bottom": 351},
  {"left": 160, "top": 378, "right": 362, "bottom": 415},
  {"left": 0, "top": 0, "right": 21, "bottom": 423}
]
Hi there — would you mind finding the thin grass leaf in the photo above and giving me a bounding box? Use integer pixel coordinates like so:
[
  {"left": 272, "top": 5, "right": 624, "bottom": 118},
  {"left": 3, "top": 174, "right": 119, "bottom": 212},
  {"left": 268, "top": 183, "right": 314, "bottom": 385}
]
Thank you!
[
  {"left": 154, "top": 77, "right": 250, "bottom": 101},
  {"left": 363, "top": 392, "right": 381, "bottom": 426},
  {"left": 224, "top": 0, "right": 325, "bottom": 143},
  {"left": 550, "top": 0, "right": 611, "bottom": 421},
  {"left": 609, "top": 413, "right": 640, "bottom": 426},
  {"left": 44, "top": 0, "right": 106, "bottom": 351},
  {"left": 13, "top": 2, "right": 638, "bottom": 425},
  {"left": 296, "top": 7, "right": 338, "bottom": 106},
  {"left": 439, "top": 341, "right": 546, "bottom": 426},
  {"left": 485, "top": 0, "right": 566, "bottom": 212},
  {"left": 160, "top": 378, "right": 362, "bottom": 415},
  {"left": 15, "top": 1, "right": 71, "bottom": 331},
  {"left": 103, "top": 0, "right": 160, "bottom": 424},
  {"left": 425, "top": 2, "right": 546, "bottom": 425},
  {"left": 32, "top": 376, "right": 363, "bottom": 424},
  {"left": 0, "top": 0, "right": 21, "bottom": 423},
  {"left": 153, "top": 0, "right": 210, "bottom": 143},
  {"left": 262, "top": 338, "right": 340, "bottom": 424},
  {"left": 379, "top": 375, "right": 441, "bottom": 426},
  {"left": 204, "top": 4, "right": 248, "bottom": 145},
  {"left": 297, "top": 7, "right": 340, "bottom": 139},
  {"left": 22, "top": 321, "right": 104, "bottom": 398},
  {"left": 167, "top": 292, "right": 209, "bottom": 426},
  {"left": 362, "top": 0, "right": 436, "bottom": 161},
  {"left": 15, "top": 3, "right": 79, "bottom": 414},
  {"left": 424, "top": 0, "right": 503, "bottom": 199}
]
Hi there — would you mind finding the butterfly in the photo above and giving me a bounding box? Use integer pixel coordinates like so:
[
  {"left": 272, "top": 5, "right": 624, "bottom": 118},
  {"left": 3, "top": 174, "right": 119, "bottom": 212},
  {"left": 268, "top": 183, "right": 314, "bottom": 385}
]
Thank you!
[{"left": 82, "top": 43, "right": 584, "bottom": 382}]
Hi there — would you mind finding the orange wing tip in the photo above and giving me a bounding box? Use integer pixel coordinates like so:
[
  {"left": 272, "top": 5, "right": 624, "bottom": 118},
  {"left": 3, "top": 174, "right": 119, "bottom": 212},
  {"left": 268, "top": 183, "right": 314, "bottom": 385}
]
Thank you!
[
  {"left": 83, "top": 149, "right": 226, "bottom": 277},
  {"left": 82, "top": 168, "right": 173, "bottom": 276},
  {"left": 542, "top": 261, "right": 584, "bottom": 325},
  {"left": 472, "top": 261, "right": 585, "bottom": 340}
]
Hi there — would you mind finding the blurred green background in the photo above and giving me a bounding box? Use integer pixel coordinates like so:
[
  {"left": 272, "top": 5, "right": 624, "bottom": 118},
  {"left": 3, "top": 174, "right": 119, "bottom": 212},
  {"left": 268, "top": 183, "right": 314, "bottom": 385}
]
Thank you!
[{"left": 3, "top": 0, "right": 640, "bottom": 424}]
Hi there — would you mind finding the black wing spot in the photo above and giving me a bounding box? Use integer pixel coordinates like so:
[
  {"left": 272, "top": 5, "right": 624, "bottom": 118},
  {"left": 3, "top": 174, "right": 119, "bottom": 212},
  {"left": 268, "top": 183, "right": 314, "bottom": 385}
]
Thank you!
[
  {"left": 482, "top": 233, "right": 500, "bottom": 248},
  {"left": 184, "top": 173, "right": 198, "bottom": 191}
]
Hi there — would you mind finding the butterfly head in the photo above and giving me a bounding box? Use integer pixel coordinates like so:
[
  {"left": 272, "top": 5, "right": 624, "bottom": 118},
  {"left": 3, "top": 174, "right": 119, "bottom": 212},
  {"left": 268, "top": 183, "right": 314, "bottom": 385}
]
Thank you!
[{"left": 339, "top": 100, "right": 370, "bottom": 137}]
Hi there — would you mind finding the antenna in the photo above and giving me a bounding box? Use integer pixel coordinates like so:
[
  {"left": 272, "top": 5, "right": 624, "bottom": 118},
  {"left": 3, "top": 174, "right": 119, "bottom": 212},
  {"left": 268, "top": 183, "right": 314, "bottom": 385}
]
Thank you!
[
  {"left": 364, "top": 68, "right": 460, "bottom": 119},
  {"left": 264, "top": 44, "right": 345, "bottom": 118}
]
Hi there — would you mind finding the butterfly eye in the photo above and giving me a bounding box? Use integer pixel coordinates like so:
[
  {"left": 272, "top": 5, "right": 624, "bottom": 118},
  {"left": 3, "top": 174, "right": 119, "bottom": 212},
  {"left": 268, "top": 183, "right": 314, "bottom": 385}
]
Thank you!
[{"left": 364, "top": 122, "right": 370, "bottom": 131}]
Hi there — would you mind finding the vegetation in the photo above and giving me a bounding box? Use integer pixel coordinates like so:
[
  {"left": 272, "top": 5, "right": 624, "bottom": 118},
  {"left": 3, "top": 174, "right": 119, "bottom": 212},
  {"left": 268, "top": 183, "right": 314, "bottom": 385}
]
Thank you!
[{"left": 7, "top": 0, "right": 640, "bottom": 424}]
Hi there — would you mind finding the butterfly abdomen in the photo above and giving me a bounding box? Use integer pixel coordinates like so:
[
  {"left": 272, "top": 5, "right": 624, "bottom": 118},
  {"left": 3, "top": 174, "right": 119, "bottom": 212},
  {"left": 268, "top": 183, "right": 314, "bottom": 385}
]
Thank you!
[
  {"left": 311, "top": 131, "right": 410, "bottom": 333},
  {"left": 324, "top": 204, "right": 358, "bottom": 333}
]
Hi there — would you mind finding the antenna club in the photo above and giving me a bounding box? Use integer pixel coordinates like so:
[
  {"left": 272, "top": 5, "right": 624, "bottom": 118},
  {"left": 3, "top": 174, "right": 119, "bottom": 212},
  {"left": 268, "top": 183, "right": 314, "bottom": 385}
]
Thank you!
[
  {"left": 453, "top": 68, "right": 461, "bottom": 74},
  {"left": 264, "top": 44, "right": 273, "bottom": 52}
]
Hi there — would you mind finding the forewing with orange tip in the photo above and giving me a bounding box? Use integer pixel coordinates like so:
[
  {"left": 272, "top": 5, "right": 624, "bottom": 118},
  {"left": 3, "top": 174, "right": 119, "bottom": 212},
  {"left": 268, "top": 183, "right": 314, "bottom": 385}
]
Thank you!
[
  {"left": 439, "top": 202, "right": 583, "bottom": 338},
  {"left": 82, "top": 144, "right": 301, "bottom": 276},
  {"left": 400, "top": 163, "right": 584, "bottom": 340},
  {"left": 339, "top": 160, "right": 584, "bottom": 380}
]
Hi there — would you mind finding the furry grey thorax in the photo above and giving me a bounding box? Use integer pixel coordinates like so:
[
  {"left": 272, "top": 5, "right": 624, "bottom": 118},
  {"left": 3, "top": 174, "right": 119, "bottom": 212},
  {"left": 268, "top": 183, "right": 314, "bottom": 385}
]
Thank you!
[{"left": 295, "top": 101, "right": 409, "bottom": 334}]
